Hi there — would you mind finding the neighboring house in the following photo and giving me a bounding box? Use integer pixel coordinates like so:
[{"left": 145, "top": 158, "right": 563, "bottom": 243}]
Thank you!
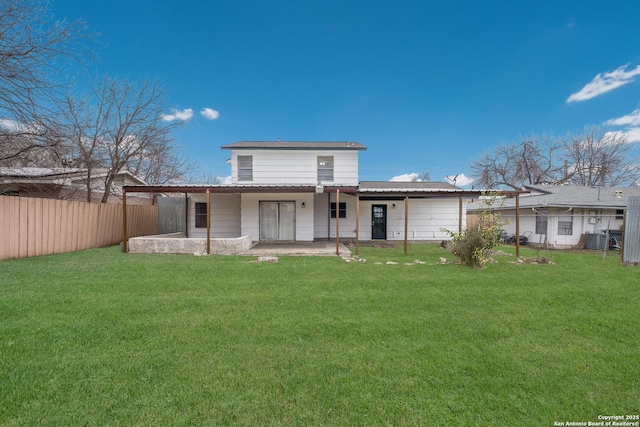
[
  {"left": 124, "top": 141, "right": 478, "bottom": 244},
  {"left": 0, "top": 167, "right": 152, "bottom": 204},
  {"left": 469, "top": 185, "right": 640, "bottom": 248}
]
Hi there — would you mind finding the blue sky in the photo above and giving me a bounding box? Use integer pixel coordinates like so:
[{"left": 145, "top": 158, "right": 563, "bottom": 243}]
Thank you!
[{"left": 51, "top": 0, "right": 640, "bottom": 186}]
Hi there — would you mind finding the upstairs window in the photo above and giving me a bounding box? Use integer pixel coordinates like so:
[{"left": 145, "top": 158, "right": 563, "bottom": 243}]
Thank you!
[
  {"left": 195, "top": 202, "right": 207, "bottom": 228},
  {"left": 317, "top": 156, "right": 334, "bottom": 182},
  {"left": 238, "top": 155, "right": 253, "bottom": 181},
  {"left": 330, "top": 202, "right": 346, "bottom": 218}
]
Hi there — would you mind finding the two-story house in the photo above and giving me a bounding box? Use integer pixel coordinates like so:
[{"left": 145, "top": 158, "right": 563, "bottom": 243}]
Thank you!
[{"left": 124, "top": 141, "right": 475, "bottom": 253}]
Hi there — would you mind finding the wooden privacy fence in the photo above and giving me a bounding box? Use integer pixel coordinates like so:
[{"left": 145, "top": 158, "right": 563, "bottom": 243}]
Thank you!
[{"left": 0, "top": 196, "right": 158, "bottom": 261}]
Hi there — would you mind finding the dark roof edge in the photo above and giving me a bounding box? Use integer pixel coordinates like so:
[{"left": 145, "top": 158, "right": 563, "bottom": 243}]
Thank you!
[{"left": 221, "top": 141, "right": 367, "bottom": 150}]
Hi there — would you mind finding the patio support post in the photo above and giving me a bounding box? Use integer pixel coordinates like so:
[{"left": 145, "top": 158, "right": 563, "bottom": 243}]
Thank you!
[
  {"left": 515, "top": 193, "right": 520, "bottom": 257},
  {"left": 184, "top": 193, "right": 189, "bottom": 238},
  {"left": 335, "top": 189, "right": 340, "bottom": 255},
  {"left": 404, "top": 195, "right": 409, "bottom": 254},
  {"left": 355, "top": 194, "right": 360, "bottom": 256},
  {"left": 122, "top": 189, "right": 128, "bottom": 252},
  {"left": 206, "top": 189, "right": 211, "bottom": 255},
  {"left": 458, "top": 196, "right": 463, "bottom": 233},
  {"left": 620, "top": 209, "right": 626, "bottom": 264}
]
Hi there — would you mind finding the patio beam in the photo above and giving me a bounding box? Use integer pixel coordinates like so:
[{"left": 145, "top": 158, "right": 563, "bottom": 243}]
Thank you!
[{"left": 123, "top": 185, "right": 359, "bottom": 194}]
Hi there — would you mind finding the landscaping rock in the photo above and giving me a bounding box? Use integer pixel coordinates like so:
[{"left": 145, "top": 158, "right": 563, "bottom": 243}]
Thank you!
[{"left": 440, "top": 240, "right": 452, "bottom": 249}]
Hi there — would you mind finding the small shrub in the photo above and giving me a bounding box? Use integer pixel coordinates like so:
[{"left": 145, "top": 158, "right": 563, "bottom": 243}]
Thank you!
[{"left": 443, "top": 191, "right": 506, "bottom": 268}]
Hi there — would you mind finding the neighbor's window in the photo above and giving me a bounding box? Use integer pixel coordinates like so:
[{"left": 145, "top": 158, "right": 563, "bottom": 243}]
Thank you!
[
  {"left": 330, "top": 202, "right": 346, "bottom": 219},
  {"left": 616, "top": 209, "right": 624, "bottom": 220},
  {"left": 195, "top": 202, "right": 207, "bottom": 228},
  {"left": 535, "top": 209, "right": 548, "bottom": 235},
  {"left": 238, "top": 155, "right": 253, "bottom": 181},
  {"left": 317, "top": 156, "right": 334, "bottom": 182},
  {"left": 557, "top": 213, "right": 573, "bottom": 236}
]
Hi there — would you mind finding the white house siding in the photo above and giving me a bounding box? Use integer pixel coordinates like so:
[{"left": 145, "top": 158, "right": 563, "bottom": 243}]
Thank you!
[
  {"left": 188, "top": 193, "right": 241, "bottom": 238},
  {"left": 499, "top": 207, "right": 624, "bottom": 248},
  {"left": 240, "top": 193, "right": 315, "bottom": 241},
  {"left": 313, "top": 193, "right": 330, "bottom": 239},
  {"left": 230, "top": 150, "right": 359, "bottom": 185},
  {"left": 356, "top": 198, "right": 462, "bottom": 241},
  {"left": 327, "top": 193, "right": 357, "bottom": 238},
  {"left": 407, "top": 198, "right": 463, "bottom": 240}
]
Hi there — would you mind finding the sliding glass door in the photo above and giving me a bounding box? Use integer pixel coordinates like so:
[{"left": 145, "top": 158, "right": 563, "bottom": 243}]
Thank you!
[{"left": 259, "top": 201, "right": 296, "bottom": 241}]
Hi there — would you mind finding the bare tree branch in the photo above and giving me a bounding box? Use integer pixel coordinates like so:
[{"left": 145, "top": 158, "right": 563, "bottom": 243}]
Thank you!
[
  {"left": 471, "top": 128, "right": 640, "bottom": 189},
  {"left": 62, "top": 76, "right": 193, "bottom": 202},
  {"left": 0, "top": 0, "right": 93, "bottom": 163},
  {"left": 562, "top": 126, "right": 640, "bottom": 187}
]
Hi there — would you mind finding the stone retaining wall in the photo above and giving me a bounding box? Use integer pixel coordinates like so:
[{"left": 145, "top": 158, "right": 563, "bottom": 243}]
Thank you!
[{"left": 128, "top": 234, "right": 252, "bottom": 255}]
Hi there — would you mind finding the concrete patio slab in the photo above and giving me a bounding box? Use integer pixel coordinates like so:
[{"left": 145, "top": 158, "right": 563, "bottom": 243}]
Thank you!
[{"left": 244, "top": 241, "right": 352, "bottom": 258}]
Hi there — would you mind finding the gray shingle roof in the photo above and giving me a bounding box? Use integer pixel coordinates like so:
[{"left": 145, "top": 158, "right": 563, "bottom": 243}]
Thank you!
[
  {"left": 475, "top": 185, "right": 640, "bottom": 210},
  {"left": 221, "top": 141, "right": 367, "bottom": 150}
]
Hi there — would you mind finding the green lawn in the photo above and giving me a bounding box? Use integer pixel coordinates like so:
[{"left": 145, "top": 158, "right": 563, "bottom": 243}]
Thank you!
[{"left": 1, "top": 244, "right": 638, "bottom": 426}]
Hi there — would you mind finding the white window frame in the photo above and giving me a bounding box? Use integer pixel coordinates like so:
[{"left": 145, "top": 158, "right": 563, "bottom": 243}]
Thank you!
[
  {"left": 238, "top": 155, "right": 253, "bottom": 181},
  {"left": 195, "top": 202, "right": 207, "bottom": 228},
  {"left": 535, "top": 209, "right": 548, "bottom": 235},
  {"left": 557, "top": 213, "right": 573, "bottom": 236},
  {"left": 317, "top": 156, "right": 334, "bottom": 182},
  {"left": 330, "top": 202, "right": 346, "bottom": 219}
]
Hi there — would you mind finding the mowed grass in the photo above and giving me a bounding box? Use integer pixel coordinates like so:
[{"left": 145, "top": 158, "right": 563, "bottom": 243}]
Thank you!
[{"left": 1, "top": 244, "right": 638, "bottom": 426}]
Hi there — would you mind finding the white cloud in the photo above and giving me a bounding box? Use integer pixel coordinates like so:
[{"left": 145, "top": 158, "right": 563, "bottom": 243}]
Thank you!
[
  {"left": 605, "top": 109, "right": 640, "bottom": 127},
  {"left": 0, "top": 118, "right": 42, "bottom": 133},
  {"left": 445, "top": 173, "right": 475, "bottom": 187},
  {"left": 0, "top": 118, "right": 22, "bottom": 131},
  {"left": 605, "top": 128, "right": 640, "bottom": 144},
  {"left": 390, "top": 173, "right": 422, "bottom": 182},
  {"left": 200, "top": 108, "right": 220, "bottom": 120},
  {"left": 567, "top": 64, "right": 640, "bottom": 103},
  {"left": 162, "top": 108, "right": 194, "bottom": 122},
  {"left": 603, "top": 109, "right": 640, "bottom": 144}
]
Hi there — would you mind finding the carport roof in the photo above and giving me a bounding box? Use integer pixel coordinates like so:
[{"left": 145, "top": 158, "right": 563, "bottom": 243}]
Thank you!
[
  {"left": 123, "top": 184, "right": 360, "bottom": 194},
  {"left": 358, "top": 181, "right": 482, "bottom": 197},
  {"left": 123, "top": 181, "right": 484, "bottom": 197}
]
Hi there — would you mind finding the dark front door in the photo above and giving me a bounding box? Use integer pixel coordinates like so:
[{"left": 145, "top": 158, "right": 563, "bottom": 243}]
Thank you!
[{"left": 372, "top": 205, "right": 387, "bottom": 239}]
